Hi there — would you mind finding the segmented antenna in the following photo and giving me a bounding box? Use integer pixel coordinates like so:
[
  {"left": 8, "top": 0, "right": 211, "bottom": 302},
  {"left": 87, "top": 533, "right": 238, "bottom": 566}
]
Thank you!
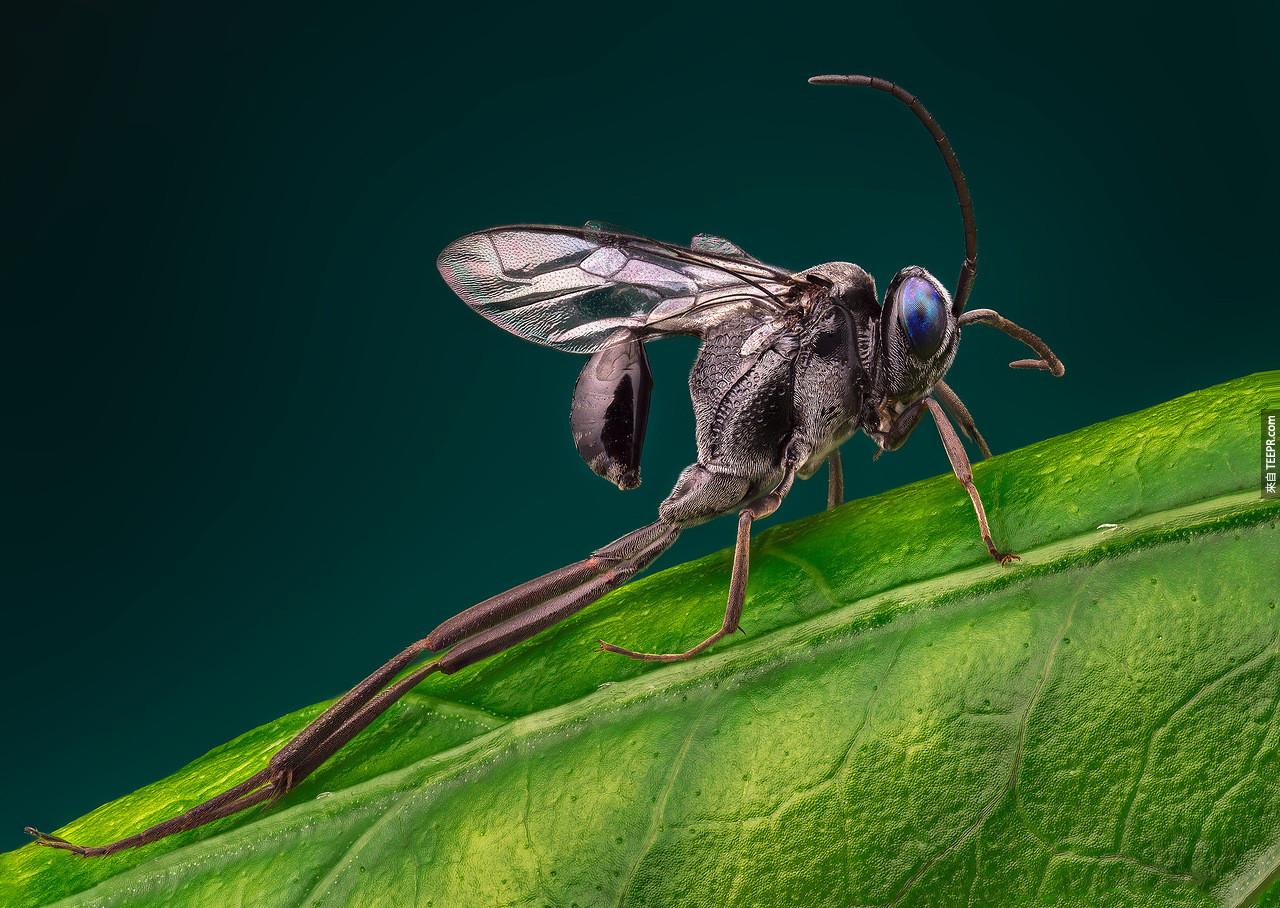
[{"left": 809, "top": 74, "right": 977, "bottom": 315}]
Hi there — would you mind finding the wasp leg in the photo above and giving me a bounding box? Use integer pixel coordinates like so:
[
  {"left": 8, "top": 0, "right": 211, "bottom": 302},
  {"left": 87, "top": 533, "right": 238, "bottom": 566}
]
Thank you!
[
  {"left": 957, "top": 308, "right": 1065, "bottom": 377},
  {"left": 932, "top": 381, "right": 992, "bottom": 459},
  {"left": 920, "top": 397, "right": 1018, "bottom": 565},
  {"left": 26, "top": 521, "right": 679, "bottom": 857},
  {"left": 26, "top": 779, "right": 279, "bottom": 857},
  {"left": 599, "top": 467, "right": 796, "bottom": 663},
  {"left": 826, "top": 447, "right": 844, "bottom": 509},
  {"left": 875, "top": 397, "right": 928, "bottom": 460},
  {"left": 424, "top": 520, "right": 677, "bottom": 653},
  {"left": 435, "top": 524, "right": 677, "bottom": 673},
  {"left": 599, "top": 509, "right": 752, "bottom": 663},
  {"left": 275, "top": 524, "right": 681, "bottom": 799}
]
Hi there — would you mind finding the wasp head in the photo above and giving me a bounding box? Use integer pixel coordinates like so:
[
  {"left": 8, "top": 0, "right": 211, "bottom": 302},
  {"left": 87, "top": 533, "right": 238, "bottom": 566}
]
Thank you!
[{"left": 869, "top": 265, "right": 959, "bottom": 442}]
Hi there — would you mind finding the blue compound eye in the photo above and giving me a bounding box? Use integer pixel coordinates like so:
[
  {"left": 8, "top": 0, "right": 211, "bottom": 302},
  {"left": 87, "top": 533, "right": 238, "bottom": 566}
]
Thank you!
[{"left": 897, "top": 275, "right": 947, "bottom": 358}]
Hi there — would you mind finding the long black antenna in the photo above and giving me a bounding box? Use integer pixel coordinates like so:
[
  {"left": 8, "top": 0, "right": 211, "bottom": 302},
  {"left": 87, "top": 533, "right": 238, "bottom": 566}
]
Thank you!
[{"left": 809, "top": 74, "right": 977, "bottom": 315}]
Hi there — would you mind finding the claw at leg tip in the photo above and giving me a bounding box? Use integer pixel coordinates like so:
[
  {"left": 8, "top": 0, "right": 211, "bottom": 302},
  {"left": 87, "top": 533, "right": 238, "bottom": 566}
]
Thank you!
[{"left": 26, "top": 827, "right": 85, "bottom": 854}]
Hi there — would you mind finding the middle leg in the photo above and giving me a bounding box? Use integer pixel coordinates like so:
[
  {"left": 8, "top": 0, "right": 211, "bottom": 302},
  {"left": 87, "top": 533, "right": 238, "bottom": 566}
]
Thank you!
[
  {"left": 600, "top": 463, "right": 797, "bottom": 663},
  {"left": 826, "top": 447, "right": 844, "bottom": 510}
]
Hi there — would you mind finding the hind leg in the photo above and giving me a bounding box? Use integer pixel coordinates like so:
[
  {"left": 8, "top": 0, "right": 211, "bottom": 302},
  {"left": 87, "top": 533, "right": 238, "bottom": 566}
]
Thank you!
[
  {"left": 653, "top": 463, "right": 756, "bottom": 528},
  {"left": 27, "top": 519, "right": 680, "bottom": 857},
  {"left": 599, "top": 463, "right": 795, "bottom": 662}
]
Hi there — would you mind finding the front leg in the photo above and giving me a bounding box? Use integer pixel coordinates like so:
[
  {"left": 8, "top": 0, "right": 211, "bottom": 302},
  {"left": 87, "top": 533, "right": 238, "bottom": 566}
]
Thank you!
[
  {"left": 958, "top": 308, "right": 1065, "bottom": 377},
  {"left": 876, "top": 398, "right": 928, "bottom": 456},
  {"left": 932, "top": 380, "right": 992, "bottom": 459},
  {"left": 919, "top": 397, "right": 1018, "bottom": 564},
  {"left": 879, "top": 398, "right": 1016, "bottom": 564}
]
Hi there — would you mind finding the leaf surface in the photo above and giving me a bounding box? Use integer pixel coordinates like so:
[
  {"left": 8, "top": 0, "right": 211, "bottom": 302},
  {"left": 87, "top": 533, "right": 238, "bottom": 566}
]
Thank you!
[{"left": 5, "top": 373, "right": 1280, "bottom": 907}]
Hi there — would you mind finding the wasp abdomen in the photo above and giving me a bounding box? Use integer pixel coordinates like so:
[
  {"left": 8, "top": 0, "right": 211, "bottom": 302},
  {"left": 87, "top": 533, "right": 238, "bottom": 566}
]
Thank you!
[{"left": 571, "top": 334, "right": 653, "bottom": 490}]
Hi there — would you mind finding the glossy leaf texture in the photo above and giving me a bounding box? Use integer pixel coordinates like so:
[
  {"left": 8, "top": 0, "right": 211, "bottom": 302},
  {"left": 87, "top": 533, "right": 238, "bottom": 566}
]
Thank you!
[{"left": 5, "top": 372, "right": 1280, "bottom": 908}]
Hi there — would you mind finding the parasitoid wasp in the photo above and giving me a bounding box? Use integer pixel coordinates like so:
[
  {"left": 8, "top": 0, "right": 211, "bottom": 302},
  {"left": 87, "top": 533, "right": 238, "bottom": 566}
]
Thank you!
[{"left": 27, "top": 74, "right": 1064, "bottom": 856}]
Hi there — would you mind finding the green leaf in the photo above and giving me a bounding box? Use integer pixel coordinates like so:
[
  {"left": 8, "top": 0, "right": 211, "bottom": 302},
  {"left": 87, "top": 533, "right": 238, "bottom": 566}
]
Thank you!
[{"left": 6, "top": 372, "right": 1280, "bottom": 908}]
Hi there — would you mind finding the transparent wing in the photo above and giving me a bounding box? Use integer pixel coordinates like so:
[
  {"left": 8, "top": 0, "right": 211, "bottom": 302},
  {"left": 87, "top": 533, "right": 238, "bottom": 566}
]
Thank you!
[
  {"left": 437, "top": 224, "right": 797, "bottom": 353},
  {"left": 690, "top": 233, "right": 762, "bottom": 263}
]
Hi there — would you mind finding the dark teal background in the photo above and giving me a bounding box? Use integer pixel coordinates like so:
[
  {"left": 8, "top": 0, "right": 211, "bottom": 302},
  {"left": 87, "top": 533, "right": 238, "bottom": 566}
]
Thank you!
[{"left": 3, "top": 1, "right": 1275, "bottom": 849}]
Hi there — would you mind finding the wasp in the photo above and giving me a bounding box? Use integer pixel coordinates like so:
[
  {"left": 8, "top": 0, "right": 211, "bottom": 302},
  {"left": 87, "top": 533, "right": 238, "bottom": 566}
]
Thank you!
[{"left": 28, "top": 74, "right": 1063, "bottom": 856}]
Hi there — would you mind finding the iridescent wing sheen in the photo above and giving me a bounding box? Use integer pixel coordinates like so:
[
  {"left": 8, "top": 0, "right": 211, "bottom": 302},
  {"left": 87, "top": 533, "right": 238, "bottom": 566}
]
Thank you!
[
  {"left": 689, "top": 233, "right": 762, "bottom": 263},
  {"left": 437, "top": 224, "right": 797, "bottom": 354}
]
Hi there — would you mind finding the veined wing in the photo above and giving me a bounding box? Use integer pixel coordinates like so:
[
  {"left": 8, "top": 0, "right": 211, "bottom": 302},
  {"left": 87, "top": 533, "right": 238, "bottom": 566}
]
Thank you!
[{"left": 437, "top": 224, "right": 797, "bottom": 353}]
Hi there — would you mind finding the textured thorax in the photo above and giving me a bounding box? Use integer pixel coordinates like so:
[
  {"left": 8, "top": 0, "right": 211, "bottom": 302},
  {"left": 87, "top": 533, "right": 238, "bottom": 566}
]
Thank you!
[
  {"left": 688, "top": 314, "right": 797, "bottom": 476},
  {"left": 688, "top": 262, "right": 876, "bottom": 482}
]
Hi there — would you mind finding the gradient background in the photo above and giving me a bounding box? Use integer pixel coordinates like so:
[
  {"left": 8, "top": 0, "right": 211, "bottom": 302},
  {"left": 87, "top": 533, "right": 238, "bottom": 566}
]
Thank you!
[{"left": 3, "top": 1, "right": 1276, "bottom": 849}]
